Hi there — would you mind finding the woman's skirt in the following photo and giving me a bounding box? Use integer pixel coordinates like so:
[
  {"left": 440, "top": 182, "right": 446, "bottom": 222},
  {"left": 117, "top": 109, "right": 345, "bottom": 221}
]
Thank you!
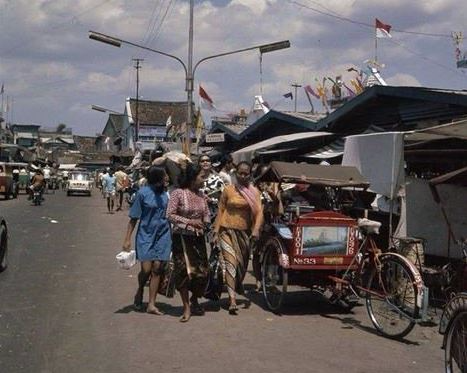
[
  {"left": 172, "top": 233, "right": 208, "bottom": 298},
  {"left": 218, "top": 228, "right": 251, "bottom": 297}
]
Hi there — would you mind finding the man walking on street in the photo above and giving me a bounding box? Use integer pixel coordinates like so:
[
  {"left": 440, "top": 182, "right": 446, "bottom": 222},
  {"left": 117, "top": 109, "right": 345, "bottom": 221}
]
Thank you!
[
  {"left": 114, "top": 167, "right": 128, "bottom": 211},
  {"left": 102, "top": 169, "right": 117, "bottom": 214}
]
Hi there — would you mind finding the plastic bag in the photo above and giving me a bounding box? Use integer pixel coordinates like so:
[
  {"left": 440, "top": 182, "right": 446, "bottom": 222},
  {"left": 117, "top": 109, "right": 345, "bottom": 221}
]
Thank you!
[{"left": 115, "top": 250, "right": 136, "bottom": 270}]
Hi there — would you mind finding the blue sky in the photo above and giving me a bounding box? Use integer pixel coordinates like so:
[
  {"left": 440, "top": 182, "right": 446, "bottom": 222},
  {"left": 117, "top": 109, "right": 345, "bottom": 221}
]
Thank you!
[{"left": 0, "top": 0, "right": 466, "bottom": 135}]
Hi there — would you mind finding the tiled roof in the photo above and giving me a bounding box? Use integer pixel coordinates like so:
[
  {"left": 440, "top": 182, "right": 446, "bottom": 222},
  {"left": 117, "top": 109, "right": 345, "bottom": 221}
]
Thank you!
[
  {"left": 109, "top": 114, "right": 125, "bottom": 132},
  {"left": 128, "top": 99, "right": 188, "bottom": 126}
]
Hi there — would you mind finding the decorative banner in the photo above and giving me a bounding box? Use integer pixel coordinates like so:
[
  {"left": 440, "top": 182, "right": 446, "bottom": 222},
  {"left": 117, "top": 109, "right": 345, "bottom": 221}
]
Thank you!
[
  {"left": 304, "top": 85, "right": 320, "bottom": 99},
  {"left": 283, "top": 92, "right": 293, "bottom": 100}
]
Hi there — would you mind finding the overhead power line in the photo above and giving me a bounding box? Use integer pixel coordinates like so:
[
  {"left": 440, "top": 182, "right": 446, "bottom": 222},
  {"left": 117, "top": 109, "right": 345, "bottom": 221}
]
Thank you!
[
  {"left": 287, "top": 0, "right": 466, "bottom": 79},
  {"left": 286, "top": 0, "right": 454, "bottom": 38}
]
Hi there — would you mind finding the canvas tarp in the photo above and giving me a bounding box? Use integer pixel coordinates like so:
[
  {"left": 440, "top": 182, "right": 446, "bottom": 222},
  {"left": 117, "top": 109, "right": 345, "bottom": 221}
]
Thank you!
[{"left": 342, "top": 132, "right": 405, "bottom": 199}]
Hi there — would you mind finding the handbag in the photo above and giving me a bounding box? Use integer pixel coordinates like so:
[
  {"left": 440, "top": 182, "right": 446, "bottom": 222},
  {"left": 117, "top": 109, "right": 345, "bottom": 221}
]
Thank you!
[
  {"left": 204, "top": 247, "right": 223, "bottom": 301},
  {"left": 158, "top": 258, "right": 176, "bottom": 298}
]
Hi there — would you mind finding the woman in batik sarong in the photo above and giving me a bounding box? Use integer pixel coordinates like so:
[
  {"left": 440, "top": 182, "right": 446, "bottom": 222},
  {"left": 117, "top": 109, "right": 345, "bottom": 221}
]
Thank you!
[
  {"left": 213, "top": 161, "right": 263, "bottom": 315},
  {"left": 167, "top": 164, "right": 210, "bottom": 322}
]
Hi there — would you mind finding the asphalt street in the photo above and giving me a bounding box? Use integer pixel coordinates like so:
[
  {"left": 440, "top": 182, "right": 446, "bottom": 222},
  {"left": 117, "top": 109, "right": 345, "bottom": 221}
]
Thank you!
[{"left": 0, "top": 188, "right": 444, "bottom": 373}]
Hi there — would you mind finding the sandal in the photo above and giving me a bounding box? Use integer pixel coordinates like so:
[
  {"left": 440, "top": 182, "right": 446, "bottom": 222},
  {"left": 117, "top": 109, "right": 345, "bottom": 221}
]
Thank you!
[
  {"left": 228, "top": 304, "right": 238, "bottom": 315},
  {"left": 147, "top": 307, "right": 164, "bottom": 316},
  {"left": 180, "top": 314, "right": 191, "bottom": 323},
  {"left": 191, "top": 303, "right": 205, "bottom": 316}
]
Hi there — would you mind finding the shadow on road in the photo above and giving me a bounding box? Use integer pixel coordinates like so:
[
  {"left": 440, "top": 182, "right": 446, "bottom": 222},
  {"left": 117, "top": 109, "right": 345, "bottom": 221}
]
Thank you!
[{"left": 319, "top": 314, "right": 420, "bottom": 345}]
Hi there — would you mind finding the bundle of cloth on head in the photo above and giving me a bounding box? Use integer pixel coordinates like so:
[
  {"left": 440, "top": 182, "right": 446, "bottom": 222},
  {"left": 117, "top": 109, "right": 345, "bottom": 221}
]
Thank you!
[{"left": 152, "top": 151, "right": 192, "bottom": 188}]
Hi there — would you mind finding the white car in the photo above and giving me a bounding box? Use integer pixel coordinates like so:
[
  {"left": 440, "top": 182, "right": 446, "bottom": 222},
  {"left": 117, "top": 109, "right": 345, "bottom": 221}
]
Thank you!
[{"left": 67, "top": 171, "right": 92, "bottom": 196}]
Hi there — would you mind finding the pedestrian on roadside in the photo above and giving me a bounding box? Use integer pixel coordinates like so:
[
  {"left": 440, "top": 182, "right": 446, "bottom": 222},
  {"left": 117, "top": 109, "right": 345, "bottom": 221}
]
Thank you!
[
  {"left": 99, "top": 169, "right": 108, "bottom": 197},
  {"left": 114, "top": 166, "right": 128, "bottom": 211},
  {"left": 213, "top": 161, "right": 263, "bottom": 315},
  {"left": 102, "top": 169, "right": 116, "bottom": 214},
  {"left": 122, "top": 166, "right": 171, "bottom": 314},
  {"left": 166, "top": 163, "right": 210, "bottom": 322}
]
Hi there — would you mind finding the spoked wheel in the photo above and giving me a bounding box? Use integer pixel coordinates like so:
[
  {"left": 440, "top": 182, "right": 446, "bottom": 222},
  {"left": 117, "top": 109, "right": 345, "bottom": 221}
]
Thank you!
[
  {"left": 261, "top": 238, "right": 288, "bottom": 312},
  {"left": 366, "top": 254, "right": 419, "bottom": 339},
  {"left": 445, "top": 310, "right": 467, "bottom": 373}
]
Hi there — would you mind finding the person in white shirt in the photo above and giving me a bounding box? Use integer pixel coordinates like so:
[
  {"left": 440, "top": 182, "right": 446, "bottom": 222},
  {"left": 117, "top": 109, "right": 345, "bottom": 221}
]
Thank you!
[
  {"left": 43, "top": 166, "right": 51, "bottom": 192},
  {"left": 62, "top": 170, "right": 69, "bottom": 190}
]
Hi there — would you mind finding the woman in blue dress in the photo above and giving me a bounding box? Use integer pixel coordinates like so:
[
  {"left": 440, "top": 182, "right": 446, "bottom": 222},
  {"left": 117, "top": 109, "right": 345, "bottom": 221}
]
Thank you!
[{"left": 122, "top": 166, "right": 172, "bottom": 315}]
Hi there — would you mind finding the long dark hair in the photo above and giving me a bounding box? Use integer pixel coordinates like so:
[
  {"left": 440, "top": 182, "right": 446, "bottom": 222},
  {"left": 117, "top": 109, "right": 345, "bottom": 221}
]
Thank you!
[
  {"left": 178, "top": 163, "right": 202, "bottom": 189},
  {"left": 146, "top": 166, "right": 166, "bottom": 193}
]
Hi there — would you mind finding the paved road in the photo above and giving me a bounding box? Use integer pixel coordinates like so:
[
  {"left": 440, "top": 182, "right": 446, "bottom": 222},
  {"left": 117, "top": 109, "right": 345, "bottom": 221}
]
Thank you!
[{"left": 0, "top": 189, "right": 444, "bottom": 372}]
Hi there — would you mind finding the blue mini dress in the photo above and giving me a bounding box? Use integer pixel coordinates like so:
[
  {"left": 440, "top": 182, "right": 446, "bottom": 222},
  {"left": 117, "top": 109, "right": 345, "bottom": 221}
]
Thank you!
[{"left": 129, "top": 186, "right": 172, "bottom": 262}]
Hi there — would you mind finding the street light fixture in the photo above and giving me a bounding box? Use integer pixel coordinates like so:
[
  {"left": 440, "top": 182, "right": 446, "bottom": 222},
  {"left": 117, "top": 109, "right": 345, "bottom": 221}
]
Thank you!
[
  {"left": 89, "top": 29, "right": 290, "bottom": 154},
  {"left": 90, "top": 104, "right": 122, "bottom": 114},
  {"left": 91, "top": 104, "right": 127, "bottom": 150}
]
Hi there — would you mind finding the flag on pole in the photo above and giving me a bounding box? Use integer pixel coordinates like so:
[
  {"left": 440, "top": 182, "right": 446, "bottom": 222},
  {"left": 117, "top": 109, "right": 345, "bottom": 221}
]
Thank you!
[
  {"left": 199, "top": 85, "right": 215, "bottom": 111},
  {"left": 304, "top": 85, "right": 320, "bottom": 99},
  {"left": 375, "top": 18, "right": 392, "bottom": 38},
  {"left": 165, "top": 115, "right": 172, "bottom": 127},
  {"left": 283, "top": 92, "right": 293, "bottom": 100}
]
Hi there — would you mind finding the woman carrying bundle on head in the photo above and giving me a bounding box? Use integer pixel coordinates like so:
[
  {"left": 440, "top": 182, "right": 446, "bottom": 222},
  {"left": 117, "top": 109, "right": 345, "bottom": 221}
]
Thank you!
[{"left": 213, "top": 161, "right": 263, "bottom": 315}]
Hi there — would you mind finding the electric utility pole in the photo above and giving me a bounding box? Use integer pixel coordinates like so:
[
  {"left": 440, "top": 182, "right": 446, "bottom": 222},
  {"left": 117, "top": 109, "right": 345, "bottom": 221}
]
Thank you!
[
  {"left": 291, "top": 83, "right": 301, "bottom": 112},
  {"left": 133, "top": 58, "right": 143, "bottom": 145}
]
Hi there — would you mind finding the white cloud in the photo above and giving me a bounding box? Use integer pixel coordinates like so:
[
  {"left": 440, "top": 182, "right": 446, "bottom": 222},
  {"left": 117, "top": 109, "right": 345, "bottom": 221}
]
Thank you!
[{"left": 386, "top": 73, "right": 421, "bottom": 87}]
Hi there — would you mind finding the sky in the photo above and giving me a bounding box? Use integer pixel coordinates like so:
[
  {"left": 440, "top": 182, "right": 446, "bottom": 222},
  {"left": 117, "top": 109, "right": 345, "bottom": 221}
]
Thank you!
[{"left": 0, "top": 0, "right": 466, "bottom": 136}]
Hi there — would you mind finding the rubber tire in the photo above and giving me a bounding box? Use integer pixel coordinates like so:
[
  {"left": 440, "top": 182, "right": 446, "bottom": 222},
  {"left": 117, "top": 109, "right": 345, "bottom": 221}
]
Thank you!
[
  {"left": 67, "top": 191, "right": 71, "bottom": 196},
  {"left": 444, "top": 296, "right": 467, "bottom": 373},
  {"left": 261, "top": 238, "right": 288, "bottom": 313},
  {"left": 0, "top": 223, "right": 7, "bottom": 272},
  {"left": 366, "top": 254, "right": 419, "bottom": 339}
]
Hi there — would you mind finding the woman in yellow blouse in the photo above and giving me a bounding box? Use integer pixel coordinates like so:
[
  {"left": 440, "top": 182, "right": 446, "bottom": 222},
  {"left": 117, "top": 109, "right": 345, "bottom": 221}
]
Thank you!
[{"left": 213, "top": 161, "right": 263, "bottom": 314}]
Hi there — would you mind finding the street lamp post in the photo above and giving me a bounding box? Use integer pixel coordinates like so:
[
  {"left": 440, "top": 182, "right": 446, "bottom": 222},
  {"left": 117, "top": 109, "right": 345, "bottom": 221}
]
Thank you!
[{"left": 89, "top": 30, "right": 290, "bottom": 154}]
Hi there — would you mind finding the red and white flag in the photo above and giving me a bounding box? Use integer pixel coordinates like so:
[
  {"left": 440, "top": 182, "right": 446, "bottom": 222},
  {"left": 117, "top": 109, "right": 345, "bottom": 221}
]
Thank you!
[
  {"left": 375, "top": 18, "right": 392, "bottom": 38},
  {"left": 199, "top": 85, "right": 216, "bottom": 111}
]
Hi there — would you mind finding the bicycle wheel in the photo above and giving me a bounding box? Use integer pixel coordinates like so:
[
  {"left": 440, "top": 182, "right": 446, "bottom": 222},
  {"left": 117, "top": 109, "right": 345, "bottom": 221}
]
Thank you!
[
  {"left": 261, "top": 238, "right": 288, "bottom": 312},
  {"left": 445, "top": 310, "right": 467, "bottom": 373},
  {"left": 366, "top": 254, "right": 419, "bottom": 339}
]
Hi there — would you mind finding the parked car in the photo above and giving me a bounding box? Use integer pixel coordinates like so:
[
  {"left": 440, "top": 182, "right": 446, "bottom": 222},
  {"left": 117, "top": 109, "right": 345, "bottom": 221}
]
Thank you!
[
  {"left": 67, "top": 171, "right": 92, "bottom": 196},
  {"left": 0, "top": 217, "right": 8, "bottom": 272},
  {"left": 0, "top": 162, "right": 27, "bottom": 199}
]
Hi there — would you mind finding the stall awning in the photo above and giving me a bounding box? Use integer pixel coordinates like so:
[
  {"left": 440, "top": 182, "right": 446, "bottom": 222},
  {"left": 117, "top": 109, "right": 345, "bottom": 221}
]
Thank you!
[
  {"left": 258, "top": 161, "right": 369, "bottom": 188},
  {"left": 232, "top": 131, "right": 333, "bottom": 163},
  {"left": 303, "top": 125, "right": 385, "bottom": 159},
  {"left": 303, "top": 139, "right": 345, "bottom": 159},
  {"left": 405, "top": 119, "right": 467, "bottom": 141}
]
